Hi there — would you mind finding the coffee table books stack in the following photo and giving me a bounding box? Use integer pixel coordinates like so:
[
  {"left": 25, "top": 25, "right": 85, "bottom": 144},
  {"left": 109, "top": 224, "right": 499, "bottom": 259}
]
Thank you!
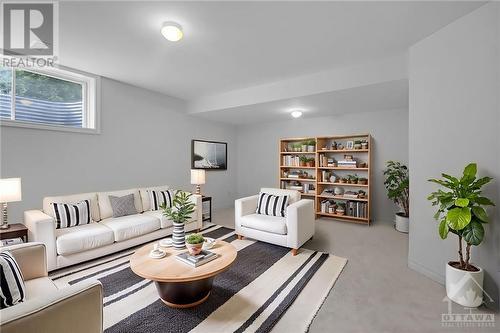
[{"left": 176, "top": 250, "right": 218, "bottom": 267}]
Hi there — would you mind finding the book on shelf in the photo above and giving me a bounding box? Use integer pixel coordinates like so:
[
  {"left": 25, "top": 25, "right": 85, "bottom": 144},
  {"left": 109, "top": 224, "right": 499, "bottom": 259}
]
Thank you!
[
  {"left": 176, "top": 250, "right": 218, "bottom": 267},
  {"left": 346, "top": 201, "right": 368, "bottom": 218}
]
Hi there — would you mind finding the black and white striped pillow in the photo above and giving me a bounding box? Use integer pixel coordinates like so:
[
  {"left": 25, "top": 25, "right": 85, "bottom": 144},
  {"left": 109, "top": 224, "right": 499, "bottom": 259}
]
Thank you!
[
  {"left": 0, "top": 251, "right": 25, "bottom": 309},
  {"left": 51, "top": 200, "right": 91, "bottom": 229},
  {"left": 149, "top": 190, "right": 175, "bottom": 211},
  {"left": 256, "top": 192, "right": 289, "bottom": 217}
]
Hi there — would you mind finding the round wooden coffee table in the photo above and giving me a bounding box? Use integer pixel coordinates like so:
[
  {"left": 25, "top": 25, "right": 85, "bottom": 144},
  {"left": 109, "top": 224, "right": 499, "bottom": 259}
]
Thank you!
[{"left": 130, "top": 240, "right": 237, "bottom": 308}]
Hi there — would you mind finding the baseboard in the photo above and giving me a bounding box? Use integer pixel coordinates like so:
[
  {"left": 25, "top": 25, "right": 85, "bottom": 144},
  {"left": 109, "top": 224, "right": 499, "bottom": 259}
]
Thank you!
[{"left": 408, "top": 259, "right": 445, "bottom": 285}]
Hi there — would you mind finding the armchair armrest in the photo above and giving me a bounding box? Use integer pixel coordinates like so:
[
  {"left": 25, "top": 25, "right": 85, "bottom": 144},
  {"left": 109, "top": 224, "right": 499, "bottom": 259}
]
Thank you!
[
  {"left": 235, "top": 195, "right": 259, "bottom": 233},
  {"left": 189, "top": 193, "right": 203, "bottom": 229},
  {"left": 286, "top": 199, "right": 315, "bottom": 249},
  {"left": 24, "top": 210, "right": 57, "bottom": 271},
  {"left": 1, "top": 242, "right": 47, "bottom": 280},
  {"left": 0, "top": 280, "right": 103, "bottom": 333}
]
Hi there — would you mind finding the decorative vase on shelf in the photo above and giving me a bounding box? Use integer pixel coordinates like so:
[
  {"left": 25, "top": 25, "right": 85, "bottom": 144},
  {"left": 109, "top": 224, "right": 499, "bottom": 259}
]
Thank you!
[
  {"left": 172, "top": 222, "right": 186, "bottom": 249},
  {"left": 330, "top": 175, "right": 337, "bottom": 183}
]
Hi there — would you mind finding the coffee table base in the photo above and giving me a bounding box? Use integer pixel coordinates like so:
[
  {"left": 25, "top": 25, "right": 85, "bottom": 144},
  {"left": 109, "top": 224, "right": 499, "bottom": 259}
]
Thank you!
[{"left": 154, "top": 277, "right": 214, "bottom": 308}]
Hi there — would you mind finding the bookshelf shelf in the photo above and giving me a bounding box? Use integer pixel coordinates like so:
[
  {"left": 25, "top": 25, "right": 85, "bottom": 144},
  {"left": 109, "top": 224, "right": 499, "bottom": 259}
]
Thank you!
[{"left": 279, "top": 134, "right": 372, "bottom": 225}]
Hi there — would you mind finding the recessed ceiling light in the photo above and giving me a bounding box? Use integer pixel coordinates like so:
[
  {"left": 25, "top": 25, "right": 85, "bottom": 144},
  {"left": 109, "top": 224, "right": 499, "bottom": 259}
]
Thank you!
[
  {"left": 291, "top": 110, "right": 303, "bottom": 118},
  {"left": 161, "top": 21, "right": 183, "bottom": 42}
]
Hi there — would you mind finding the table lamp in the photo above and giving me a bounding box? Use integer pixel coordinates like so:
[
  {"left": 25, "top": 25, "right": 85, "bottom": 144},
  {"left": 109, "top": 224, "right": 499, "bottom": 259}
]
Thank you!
[
  {"left": 190, "top": 170, "right": 206, "bottom": 195},
  {"left": 0, "top": 178, "right": 22, "bottom": 229}
]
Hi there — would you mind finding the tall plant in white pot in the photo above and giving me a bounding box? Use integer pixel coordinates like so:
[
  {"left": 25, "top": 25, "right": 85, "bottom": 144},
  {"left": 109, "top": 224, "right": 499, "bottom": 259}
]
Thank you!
[
  {"left": 384, "top": 161, "right": 410, "bottom": 233},
  {"left": 427, "top": 163, "right": 494, "bottom": 307}
]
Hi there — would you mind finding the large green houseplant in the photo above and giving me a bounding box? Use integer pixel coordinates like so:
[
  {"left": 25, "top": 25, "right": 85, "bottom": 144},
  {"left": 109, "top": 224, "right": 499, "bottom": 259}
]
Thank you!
[
  {"left": 161, "top": 191, "right": 195, "bottom": 250},
  {"left": 383, "top": 161, "right": 409, "bottom": 232},
  {"left": 427, "top": 163, "right": 494, "bottom": 307}
]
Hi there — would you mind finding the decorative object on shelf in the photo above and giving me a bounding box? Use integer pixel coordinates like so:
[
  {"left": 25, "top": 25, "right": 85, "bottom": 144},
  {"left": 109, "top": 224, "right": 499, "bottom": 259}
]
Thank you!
[
  {"left": 192, "top": 139, "right": 227, "bottom": 170},
  {"left": 336, "top": 203, "right": 345, "bottom": 215},
  {"left": 161, "top": 191, "right": 196, "bottom": 250},
  {"left": 329, "top": 174, "right": 337, "bottom": 183},
  {"left": 299, "top": 155, "right": 308, "bottom": 166},
  {"left": 361, "top": 140, "right": 368, "bottom": 149},
  {"left": 358, "top": 190, "right": 367, "bottom": 198},
  {"left": 354, "top": 140, "right": 362, "bottom": 149},
  {"left": 345, "top": 141, "right": 354, "bottom": 150},
  {"left": 332, "top": 141, "right": 338, "bottom": 150},
  {"left": 185, "top": 233, "right": 205, "bottom": 256},
  {"left": 191, "top": 169, "right": 206, "bottom": 195},
  {"left": 359, "top": 162, "right": 367, "bottom": 168},
  {"left": 307, "top": 140, "right": 316, "bottom": 152},
  {"left": 428, "top": 163, "right": 494, "bottom": 308},
  {"left": 334, "top": 187, "right": 344, "bottom": 196},
  {"left": 301, "top": 142, "right": 308, "bottom": 152},
  {"left": 340, "top": 177, "right": 348, "bottom": 184},
  {"left": 358, "top": 177, "right": 368, "bottom": 185},
  {"left": 337, "top": 143, "right": 344, "bottom": 150},
  {"left": 383, "top": 161, "right": 409, "bottom": 233},
  {"left": 291, "top": 143, "right": 301, "bottom": 152},
  {"left": 0, "top": 178, "right": 22, "bottom": 230},
  {"left": 305, "top": 157, "right": 315, "bottom": 167}
]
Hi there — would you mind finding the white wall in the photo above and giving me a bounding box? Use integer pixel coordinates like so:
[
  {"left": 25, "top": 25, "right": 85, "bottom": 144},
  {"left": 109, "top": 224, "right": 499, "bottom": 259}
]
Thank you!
[
  {"left": 0, "top": 78, "right": 237, "bottom": 222},
  {"left": 409, "top": 2, "right": 499, "bottom": 308},
  {"left": 236, "top": 108, "right": 409, "bottom": 223}
]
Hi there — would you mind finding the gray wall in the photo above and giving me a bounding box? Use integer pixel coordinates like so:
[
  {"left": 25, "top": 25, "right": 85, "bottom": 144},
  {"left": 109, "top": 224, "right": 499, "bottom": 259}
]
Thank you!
[
  {"left": 236, "top": 108, "right": 409, "bottom": 223},
  {"left": 408, "top": 2, "right": 499, "bottom": 308},
  {"left": 0, "top": 78, "right": 237, "bottom": 222}
]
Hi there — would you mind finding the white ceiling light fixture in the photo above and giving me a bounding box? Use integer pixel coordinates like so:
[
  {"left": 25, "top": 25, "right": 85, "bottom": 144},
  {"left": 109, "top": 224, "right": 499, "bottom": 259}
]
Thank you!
[
  {"left": 291, "top": 110, "right": 303, "bottom": 118},
  {"left": 161, "top": 21, "right": 183, "bottom": 42}
]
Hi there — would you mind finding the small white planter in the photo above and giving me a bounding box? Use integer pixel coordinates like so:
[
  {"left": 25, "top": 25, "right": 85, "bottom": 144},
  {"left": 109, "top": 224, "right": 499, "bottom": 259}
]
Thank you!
[
  {"left": 307, "top": 145, "right": 315, "bottom": 152},
  {"left": 394, "top": 213, "right": 409, "bottom": 233},
  {"left": 446, "top": 262, "right": 484, "bottom": 308}
]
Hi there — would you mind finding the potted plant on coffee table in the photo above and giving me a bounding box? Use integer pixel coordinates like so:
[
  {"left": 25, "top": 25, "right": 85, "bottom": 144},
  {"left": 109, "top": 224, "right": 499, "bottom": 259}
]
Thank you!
[
  {"left": 161, "top": 191, "right": 196, "bottom": 250},
  {"left": 383, "top": 161, "right": 409, "bottom": 233},
  {"left": 185, "top": 233, "right": 205, "bottom": 256},
  {"left": 427, "top": 163, "right": 494, "bottom": 308}
]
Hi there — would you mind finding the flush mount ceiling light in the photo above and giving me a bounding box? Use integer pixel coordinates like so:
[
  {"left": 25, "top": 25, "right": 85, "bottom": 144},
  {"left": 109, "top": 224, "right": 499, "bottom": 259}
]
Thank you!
[
  {"left": 161, "top": 21, "right": 183, "bottom": 42},
  {"left": 291, "top": 110, "right": 303, "bottom": 118}
]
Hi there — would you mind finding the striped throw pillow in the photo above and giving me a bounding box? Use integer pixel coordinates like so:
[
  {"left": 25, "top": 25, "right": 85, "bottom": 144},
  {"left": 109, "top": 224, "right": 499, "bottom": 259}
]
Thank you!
[
  {"left": 256, "top": 192, "right": 289, "bottom": 217},
  {"left": 51, "top": 200, "right": 92, "bottom": 229},
  {"left": 149, "top": 190, "right": 175, "bottom": 211},
  {"left": 0, "top": 251, "right": 25, "bottom": 309}
]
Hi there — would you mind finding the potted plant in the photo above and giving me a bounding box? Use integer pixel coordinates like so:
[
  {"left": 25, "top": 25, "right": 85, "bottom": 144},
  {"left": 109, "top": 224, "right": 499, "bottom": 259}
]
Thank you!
[
  {"left": 358, "top": 177, "right": 368, "bottom": 185},
  {"left": 361, "top": 140, "right": 368, "bottom": 149},
  {"left": 340, "top": 177, "right": 348, "bottom": 184},
  {"left": 161, "top": 191, "right": 196, "bottom": 250},
  {"left": 427, "top": 163, "right": 494, "bottom": 308},
  {"left": 185, "top": 233, "right": 205, "bottom": 256},
  {"left": 305, "top": 157, "right": 315, "bottom": 167},
  {"left": 354, "top": 140, "right": 362, "bottom": 150},
  {"left": 358, "top": 190, "right": 366, "bottom": 198},
  {"left": 301, "top": 141, "right": 308, "bottom": 152},
  {"left": 292, "top": 143, "right": 301, "bottom": 152},
  {"left": 383, "top": 161, "right": 409, "bottom": 233},
  {"left": 307, "top": 140, "right": 316, "bottom": 152},
  {"left": 299, "top": 156, "right": 308, "bottom": 166},
  {"left": 336, "top": 202, "right": 346, "bottom": 215}
]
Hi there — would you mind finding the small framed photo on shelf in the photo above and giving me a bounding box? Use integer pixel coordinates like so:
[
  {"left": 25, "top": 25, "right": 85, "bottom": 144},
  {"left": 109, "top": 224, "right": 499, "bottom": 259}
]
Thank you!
[{"left": 345, "top": 141, "right": 354, "bottom": 150}]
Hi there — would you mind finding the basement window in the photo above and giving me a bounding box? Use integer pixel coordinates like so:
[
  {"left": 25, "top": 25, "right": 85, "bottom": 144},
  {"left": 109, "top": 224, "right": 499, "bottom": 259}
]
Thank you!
[{"left": 0, "top": 66, "right": 100, "bottom": 133}]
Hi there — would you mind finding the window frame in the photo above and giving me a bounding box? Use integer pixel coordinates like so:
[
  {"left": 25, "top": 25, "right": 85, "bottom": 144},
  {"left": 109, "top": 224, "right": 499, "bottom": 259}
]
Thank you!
[{"left": 0, "top": 66, "right": 101, "bottom": 134}]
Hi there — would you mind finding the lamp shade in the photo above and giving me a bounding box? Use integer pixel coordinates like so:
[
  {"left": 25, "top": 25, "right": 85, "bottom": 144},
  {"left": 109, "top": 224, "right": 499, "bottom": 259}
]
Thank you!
[
  {"left": 191, "top": 170, "right": 206, "bottom": 185},
  {"left": 0, "top": 178, "right": 22, "bottom": 203}
]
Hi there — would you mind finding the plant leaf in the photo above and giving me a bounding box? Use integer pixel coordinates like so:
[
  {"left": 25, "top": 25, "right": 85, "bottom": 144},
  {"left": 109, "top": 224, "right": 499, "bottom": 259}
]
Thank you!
[
  {"left": 463, "top": 163, "right": 477, "bottom": 178},
  {"left": 462, "top": 220, "right": 484, "bottom": 246},
  {"left": 439, "top": 219, "right": 449, "bottom": 239},
  {"left": 471, "top": 206, "right": 489, "bottom": 223},
  {"left": 446, "top": 207, "right": 471, "bottom": 230},
  {"left": 473, "top": 197, "right": 495, "bottom": 206},
  {"left": 454, "top": 198, "right": 469, "bottom": 207}
]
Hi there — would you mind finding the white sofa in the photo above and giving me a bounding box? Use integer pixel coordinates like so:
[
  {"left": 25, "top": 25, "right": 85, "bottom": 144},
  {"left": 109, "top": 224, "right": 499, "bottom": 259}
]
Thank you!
[
  {"left": 235, "top": 188, "right": 315, "bottom": 255},
  {"left": 24, "top": 185, "right": 202, "bottom": 271}
]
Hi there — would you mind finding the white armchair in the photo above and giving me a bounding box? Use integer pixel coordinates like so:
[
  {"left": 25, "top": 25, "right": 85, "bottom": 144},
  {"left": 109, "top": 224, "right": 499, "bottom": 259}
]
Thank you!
[{"left": 235, "top": 188, "right": 315, "bottom": 255}]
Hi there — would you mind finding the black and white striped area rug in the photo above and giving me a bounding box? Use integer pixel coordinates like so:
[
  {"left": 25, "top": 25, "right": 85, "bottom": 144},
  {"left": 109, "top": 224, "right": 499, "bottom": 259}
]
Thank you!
[{"left": 50, "top": 225, "right": 347, "bottom": 333}]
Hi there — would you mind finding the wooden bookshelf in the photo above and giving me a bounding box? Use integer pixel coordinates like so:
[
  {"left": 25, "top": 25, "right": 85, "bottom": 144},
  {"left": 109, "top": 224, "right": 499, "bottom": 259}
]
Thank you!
[{"left": 279, "top": 134, "right": 372, "bottom": 225}]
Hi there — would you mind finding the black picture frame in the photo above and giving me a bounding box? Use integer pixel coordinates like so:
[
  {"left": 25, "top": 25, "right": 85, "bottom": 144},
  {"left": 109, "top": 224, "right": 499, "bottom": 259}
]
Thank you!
[{"left": 191, "top": 139, "right": 227, "bottom": 170}]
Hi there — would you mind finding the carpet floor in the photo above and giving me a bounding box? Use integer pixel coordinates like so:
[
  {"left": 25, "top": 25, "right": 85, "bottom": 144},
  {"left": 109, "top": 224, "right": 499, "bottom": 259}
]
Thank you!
[{"left": 50, "top": 225, "right": 347, "bottom": 333}]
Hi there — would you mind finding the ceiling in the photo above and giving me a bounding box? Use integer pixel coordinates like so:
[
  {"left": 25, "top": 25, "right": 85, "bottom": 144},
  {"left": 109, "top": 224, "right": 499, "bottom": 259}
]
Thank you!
[
  {"left": 194, "top": 79, "right": 409, "bottom": 125},
  {"left": 59, "top": 1, "right": 483, "bottom": 101}
]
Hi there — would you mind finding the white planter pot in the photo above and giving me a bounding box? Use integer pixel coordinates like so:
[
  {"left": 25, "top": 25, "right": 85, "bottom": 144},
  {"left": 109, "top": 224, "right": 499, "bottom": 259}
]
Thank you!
[
  {"left": 307, "top": 145, "right": 315, "bottom": 152},
  {"left": 394, "top": 213, "right": 409, "bottom": 233},
  {"left": 446, "top": 262, "right": 484, "bottom": 308}
]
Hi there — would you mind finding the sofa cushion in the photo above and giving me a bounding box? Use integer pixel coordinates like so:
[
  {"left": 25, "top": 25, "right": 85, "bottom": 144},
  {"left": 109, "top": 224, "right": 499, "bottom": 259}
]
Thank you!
[
  {"left": 143, "top": 210, "right": 173, "bottom": 229},
  {"left": 0, "top": 251, "right": 25, "bottom": 308},
  {"left": 98, "top": 189, "right": 143, "bottom": 220},
  {"left": 240, "top": 213, "right": 287, "bottom": 235},
  {"left": 51, "top": 200, "right": 92, "bottom": 229},
  {"left": 43, "top": 192, "right": 100, "bottom": 222},
  {"left": 256, "top": 192, "right": 288, "bottom": 217},
  {"left": 100, "top": 214, "right": 161, "bottom": 242},
  {"left": 139, "top": 185, "right": 170, "bottom": 211},
  {"left": 24, "top": 277, "right": 58, "bottom": 300},
  {"left": 260, "top": 188, "right": 301, "bottom": 204},
  {"left": 109, "top": 194, "right": 137, "bottom": 217},
  {"left": 56, "top": 223, "right": 115, "bottom": 255}
]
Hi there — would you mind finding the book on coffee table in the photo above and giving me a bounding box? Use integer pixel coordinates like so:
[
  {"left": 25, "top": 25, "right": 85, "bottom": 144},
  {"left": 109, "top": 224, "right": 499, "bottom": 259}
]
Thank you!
[{"left": 175, "top": 250, "right": 219, "bottom": 267}]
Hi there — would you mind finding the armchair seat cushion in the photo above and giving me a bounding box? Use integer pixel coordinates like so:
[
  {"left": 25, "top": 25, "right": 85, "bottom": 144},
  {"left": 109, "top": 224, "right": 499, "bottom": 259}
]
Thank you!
[
  {"left": 240, "top": 213, "right": 287, "bottom": 235},
  {"left": 24, "top": 277, "right": 58, "bottom": 300},
  {"left": 100, "top": 214, "right": 160, "bottom": 242},
  {"left": 142, "top": 210, "right": 173, "bottom": 229},
  {"left": 56, "top": 223, "right": 114, "bottom": 255}
]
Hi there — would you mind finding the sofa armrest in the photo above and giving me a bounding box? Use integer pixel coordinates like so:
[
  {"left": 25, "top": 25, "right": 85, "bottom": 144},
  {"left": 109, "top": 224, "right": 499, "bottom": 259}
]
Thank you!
[
  {"left": 0, "top": 280, "right": 103, "bottom": 333},
  {"left": 2, "top": 242, "right": 47, "bottom": 280},
  {"left": 286, "top": 199, "right": 315, "bottom": 249},
  {"left": 189, "top": 193, "right": 203, "bottom": 230},
  {"left": 24, "top": 210, "right": 57, "bottom": 271},
  {"left": 235, "top": 195, "right": 259, "bottom": 230}
]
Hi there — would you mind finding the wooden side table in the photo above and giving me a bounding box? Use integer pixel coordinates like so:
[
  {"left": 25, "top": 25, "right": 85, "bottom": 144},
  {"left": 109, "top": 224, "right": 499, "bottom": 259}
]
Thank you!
[
  {"left": 0, "top": 224, "right": 28, "bottom": 242},
  {"left": 202, "top": 196, "right": 212, "bottom": 223}
]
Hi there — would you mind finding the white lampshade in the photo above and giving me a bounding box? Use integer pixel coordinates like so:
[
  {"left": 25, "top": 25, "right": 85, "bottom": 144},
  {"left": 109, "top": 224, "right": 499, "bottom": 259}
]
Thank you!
[
  {"left": 191, "top": 170, "right": 206, "bottom": 185},
  {"left": 0, "top": 178, "right": 22, "bottom": 203}
]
